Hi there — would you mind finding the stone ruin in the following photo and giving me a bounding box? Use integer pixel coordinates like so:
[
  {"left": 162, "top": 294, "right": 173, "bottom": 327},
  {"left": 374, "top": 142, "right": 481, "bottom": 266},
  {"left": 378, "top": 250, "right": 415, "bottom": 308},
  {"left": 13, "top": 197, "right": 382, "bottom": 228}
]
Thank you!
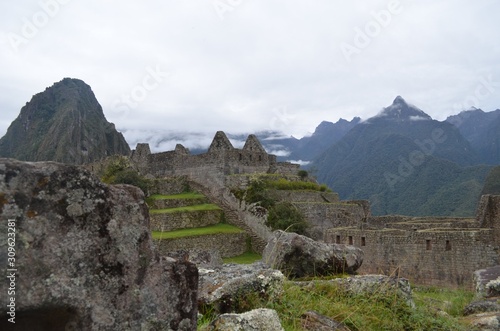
[
  {"left": 325, "top": 195, "right": 500, "bottom": 289},
  {"left": 130, "top": 131, "right": 300, "bottom": 180}
]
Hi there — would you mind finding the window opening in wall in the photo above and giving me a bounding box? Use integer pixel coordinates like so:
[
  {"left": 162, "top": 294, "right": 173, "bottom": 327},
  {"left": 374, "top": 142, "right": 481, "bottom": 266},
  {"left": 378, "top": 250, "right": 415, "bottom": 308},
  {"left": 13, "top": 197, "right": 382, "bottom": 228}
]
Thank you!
[
  {"left": 239, "top": 153, "right": 242, "bottom": 161},
  {"left": 336, "top": 235, "right": 340, "bottom": 244},
  {"left": 361, "top": 237, "right": 366, "bottom": 246},
  {"left": 445, "top": 240, "right": 451, "bottom": 251},
  {"left": 259, "top": 155, "right": 262, "bottom": 161},
  {"left": 348, "top": 236, "right": 353, "bottom": 245},
  {"left": 249, "top": 155, "right": 252, "bottom": 161},
  {"left": 426, "top": 240, "right": 432, "bottom": 250}
]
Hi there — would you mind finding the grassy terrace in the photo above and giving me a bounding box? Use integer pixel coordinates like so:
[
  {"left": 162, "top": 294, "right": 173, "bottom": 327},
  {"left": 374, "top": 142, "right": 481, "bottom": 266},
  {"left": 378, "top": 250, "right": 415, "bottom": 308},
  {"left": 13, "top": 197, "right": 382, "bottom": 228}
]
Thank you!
[
  {"left": 149, "top": 204, "right": 221, "bottom": 214},
  {"left": 148, "top": 193, "right": 206, "bottom": 200},
  {"left": 222, "top": 251, "right": 262, "bottom": 264},
  {"left": 152, "top": 223, "right": 243, "bottom": 239}
]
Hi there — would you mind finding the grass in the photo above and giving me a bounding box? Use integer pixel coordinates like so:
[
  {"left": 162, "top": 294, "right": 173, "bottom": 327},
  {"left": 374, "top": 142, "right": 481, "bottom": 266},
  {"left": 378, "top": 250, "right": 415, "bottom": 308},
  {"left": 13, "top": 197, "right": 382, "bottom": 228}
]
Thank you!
[
  {"left": 222, "top": 251, "right": 262, "bottom": 264},
  {"left": 198, "top": 281, "right": 474, "bottom": 331},
  {"left": 152, "top": 223, "right": 243, "bottom": 240},
  {"left": 412, "top": 285, "right": 475, "bottom": 317},
  {"left": 149, "top": 204, "right": 221, "bottom": 214},
  {"left": 148, "top": 193, "right": 206, "bottom": 200}
]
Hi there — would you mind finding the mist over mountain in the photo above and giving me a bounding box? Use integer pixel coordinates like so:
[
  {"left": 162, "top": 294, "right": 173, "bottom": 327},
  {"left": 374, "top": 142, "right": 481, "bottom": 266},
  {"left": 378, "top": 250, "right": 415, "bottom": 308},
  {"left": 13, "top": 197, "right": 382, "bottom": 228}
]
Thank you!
[
  {"left": 0, "top": 78, "right": 130, "bottom": 164},
  {"left": 312, "top": 96, "right": 490, "bottom": 216}
]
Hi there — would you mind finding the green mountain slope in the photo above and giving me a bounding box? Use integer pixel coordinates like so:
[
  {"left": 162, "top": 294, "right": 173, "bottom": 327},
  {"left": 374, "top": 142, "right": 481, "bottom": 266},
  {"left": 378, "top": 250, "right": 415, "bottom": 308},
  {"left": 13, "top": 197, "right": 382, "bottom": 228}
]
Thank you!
[
  {"left": 0, "top": 78, "right": 130, "bottom": 164},
  {"left": 314, "top": 96, "right": 490, "bottom": 216}
]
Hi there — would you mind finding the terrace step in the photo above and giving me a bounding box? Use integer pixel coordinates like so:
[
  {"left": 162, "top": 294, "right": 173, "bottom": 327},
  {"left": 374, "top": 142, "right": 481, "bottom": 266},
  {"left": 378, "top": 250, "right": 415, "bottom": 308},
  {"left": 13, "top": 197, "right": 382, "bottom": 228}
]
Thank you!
[
  {"left": 150, "top": 208, "right": 223, "bottom": 232},
  {"left": 153, "top": 232, "right": 248, "bottom": 258}
]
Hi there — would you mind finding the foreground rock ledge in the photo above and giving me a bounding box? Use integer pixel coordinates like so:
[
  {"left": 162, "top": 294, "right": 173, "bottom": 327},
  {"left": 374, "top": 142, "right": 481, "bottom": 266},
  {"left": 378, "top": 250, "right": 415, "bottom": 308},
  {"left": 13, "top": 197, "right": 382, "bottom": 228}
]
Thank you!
[
  {"left": 0, "top": 159, "right": 197, "bottom": 330},
  {"left": 263, "top": 230, "right": 363, "bottom": 278}
]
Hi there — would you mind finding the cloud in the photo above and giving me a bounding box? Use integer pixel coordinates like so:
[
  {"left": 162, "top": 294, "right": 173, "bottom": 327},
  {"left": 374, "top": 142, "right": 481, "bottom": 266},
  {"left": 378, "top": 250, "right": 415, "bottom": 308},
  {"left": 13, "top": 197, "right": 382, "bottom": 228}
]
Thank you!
[{"left": 1, "top": 0, "right": 499, "bottom": 140}]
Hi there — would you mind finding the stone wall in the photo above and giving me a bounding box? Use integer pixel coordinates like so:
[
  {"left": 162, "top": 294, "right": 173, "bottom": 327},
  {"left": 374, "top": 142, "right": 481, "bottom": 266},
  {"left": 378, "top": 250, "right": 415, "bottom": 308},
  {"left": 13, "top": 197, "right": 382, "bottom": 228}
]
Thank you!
[
  {"left": 325, "top": 227, "right": 498, "bottom": 288},
  {"left": 323, "top": 197, "right": 500, "bottom": 289},
  {"left": 154, "top": 232, "right": 249, "bottom": 258},
  {"left": 150, "top": 209, "right": 223, "bottom": 232},
  {"left": 294, "top": 201, "right": 370, "bottom": 241}
]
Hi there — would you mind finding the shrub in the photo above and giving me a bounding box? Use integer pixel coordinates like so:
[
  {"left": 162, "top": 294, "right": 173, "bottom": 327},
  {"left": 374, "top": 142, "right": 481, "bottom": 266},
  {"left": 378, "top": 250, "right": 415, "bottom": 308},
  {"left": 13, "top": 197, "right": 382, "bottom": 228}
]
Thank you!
[
  {"left": 266, "top": 202, "right": 308, "bottom": 235},
  {"left": 298, "top": 170, "right": 308, "bottom": 180}
]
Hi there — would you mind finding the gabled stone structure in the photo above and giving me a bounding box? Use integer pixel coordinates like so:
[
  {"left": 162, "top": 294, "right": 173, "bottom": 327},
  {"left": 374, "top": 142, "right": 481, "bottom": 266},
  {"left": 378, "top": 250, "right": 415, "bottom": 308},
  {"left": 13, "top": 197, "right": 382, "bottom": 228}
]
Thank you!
[{"left": 130, "top": 131, "right": 299, "bottom": 180}]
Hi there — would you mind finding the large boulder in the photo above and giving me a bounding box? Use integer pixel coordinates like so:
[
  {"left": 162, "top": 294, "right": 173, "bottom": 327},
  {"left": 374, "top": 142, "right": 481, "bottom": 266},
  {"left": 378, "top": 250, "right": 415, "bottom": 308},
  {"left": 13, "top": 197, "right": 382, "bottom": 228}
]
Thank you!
[
  {"left": 263, "top": 230, "right": 363, "bottom": 278},
  {"left": 0, "top": 159, "right": 198, "bottom": 330},
  {"left": 207, "top": 308, "right": 284, "bottom": 331},
  {"left": 198, "top": 262, "right": 284, "bottom": 314}
]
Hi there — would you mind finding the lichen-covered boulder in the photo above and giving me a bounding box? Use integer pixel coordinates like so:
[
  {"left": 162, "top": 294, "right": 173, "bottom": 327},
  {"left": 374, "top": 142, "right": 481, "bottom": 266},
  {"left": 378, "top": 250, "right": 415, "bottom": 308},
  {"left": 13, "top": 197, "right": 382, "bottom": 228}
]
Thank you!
[
  {"left": 263, "top": 230, "right": 363, "bottom": 278},
  {"left": 208, "top": 308, "right": 284, "bottom": 331},
  {"left": 0, "top": 159, "right": 198, "bottom": 330},
  {"left": 198, "top": 262, "right": 284, "bottom": 314}
]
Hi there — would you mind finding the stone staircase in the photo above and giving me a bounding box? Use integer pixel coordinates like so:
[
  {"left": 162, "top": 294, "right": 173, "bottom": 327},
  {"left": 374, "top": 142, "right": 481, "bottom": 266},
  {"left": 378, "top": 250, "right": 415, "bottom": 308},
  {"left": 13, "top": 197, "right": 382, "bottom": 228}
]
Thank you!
[{"left": 188, "top": 181, "right": 271, "bottom": 253}]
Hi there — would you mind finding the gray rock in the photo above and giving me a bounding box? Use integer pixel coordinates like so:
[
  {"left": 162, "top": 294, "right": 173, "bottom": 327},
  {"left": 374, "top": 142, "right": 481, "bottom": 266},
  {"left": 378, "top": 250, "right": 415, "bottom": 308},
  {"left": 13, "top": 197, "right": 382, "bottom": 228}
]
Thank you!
[
  {"left": 198, "top": 262, "right": 284, "bottom": 314},
  {"left": 465, "top": 312, "right": 500, "bottom": 331},
  {"left": 167, "top": 249, "right": 223, "bottom": 268},
  {"left": 0, "top": 159, "right": 197, "bottom": 330},
  {"left": 263, "top": 230, "right": 363, "bottom": 278},
  {"left": 208, "top": 308, "right": 284, "bottom": 331},
  {"left": 465, "top": 301, "right": 500, "bottom": 316},
  {"left": 474, "top": 266, "right": 500, "bottom": 299},
  {"left": 301, "top": 310, "right": 351, "bottom": 331}
]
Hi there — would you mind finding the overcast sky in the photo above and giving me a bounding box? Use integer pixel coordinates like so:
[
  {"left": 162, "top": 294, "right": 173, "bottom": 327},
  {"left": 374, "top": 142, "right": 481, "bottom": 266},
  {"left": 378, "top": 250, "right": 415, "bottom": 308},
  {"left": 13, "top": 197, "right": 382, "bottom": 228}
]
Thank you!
[{"left": 1, "top": 0, "right": 499, "bottom": 145}]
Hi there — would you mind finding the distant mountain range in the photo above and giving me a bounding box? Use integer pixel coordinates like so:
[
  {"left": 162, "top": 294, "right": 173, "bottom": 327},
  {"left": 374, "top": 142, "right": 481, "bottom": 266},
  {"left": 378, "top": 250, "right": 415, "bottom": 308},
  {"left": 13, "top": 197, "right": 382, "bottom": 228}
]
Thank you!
[
  {"left": 1, "top": 78, "right": 499, "bottom": 217},
  {"left": 312, "top": 97, "right": 498, "bottom": 216},
  {"left": 0, "top": 78, "right": 130, "bottom": 164}
]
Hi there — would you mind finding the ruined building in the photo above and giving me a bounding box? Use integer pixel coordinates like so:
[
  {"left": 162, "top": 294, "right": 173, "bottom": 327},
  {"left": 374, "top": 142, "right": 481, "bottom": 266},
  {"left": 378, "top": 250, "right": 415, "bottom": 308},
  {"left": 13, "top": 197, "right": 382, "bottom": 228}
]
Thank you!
[
  {"left": 325, "top": 195, "right": 500, "bottom": 288},
  {"left": 128, "top": 131, "right": 500, "bottom": 289},
  {"left": 130, "top": 131, "right": 299, "bottom": 181}
]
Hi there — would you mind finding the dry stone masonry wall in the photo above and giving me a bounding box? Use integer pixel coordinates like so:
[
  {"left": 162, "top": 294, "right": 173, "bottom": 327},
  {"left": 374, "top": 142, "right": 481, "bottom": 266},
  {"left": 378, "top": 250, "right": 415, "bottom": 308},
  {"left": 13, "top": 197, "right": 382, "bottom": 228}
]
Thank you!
[{"left": 325, "top": 195, "right": 500, "bottom": 288}]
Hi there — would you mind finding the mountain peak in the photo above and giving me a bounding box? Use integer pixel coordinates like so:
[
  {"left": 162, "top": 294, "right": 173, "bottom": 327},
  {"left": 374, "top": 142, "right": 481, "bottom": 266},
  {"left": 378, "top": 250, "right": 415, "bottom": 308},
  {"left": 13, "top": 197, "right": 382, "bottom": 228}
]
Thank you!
[
  {"left": 0, "top": 78, "right": 130, "bottom": 164},
  {"left": 369, "top": 96, "right": 432, "bottom": 123},
  {"left": 393, "top": 95, "right": 407, "bottom": 105}
]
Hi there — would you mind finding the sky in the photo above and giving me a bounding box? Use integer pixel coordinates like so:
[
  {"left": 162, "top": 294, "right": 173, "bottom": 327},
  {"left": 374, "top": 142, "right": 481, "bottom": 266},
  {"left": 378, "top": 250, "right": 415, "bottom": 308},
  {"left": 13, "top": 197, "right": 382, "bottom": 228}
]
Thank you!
[{"left": 1, "top": 0, "right": 500, "bottom": 149}]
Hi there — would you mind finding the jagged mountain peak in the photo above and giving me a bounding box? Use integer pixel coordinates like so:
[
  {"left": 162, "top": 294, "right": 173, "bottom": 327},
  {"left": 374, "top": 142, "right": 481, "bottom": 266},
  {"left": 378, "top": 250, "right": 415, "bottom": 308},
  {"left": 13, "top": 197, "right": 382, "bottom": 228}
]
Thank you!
[
  {"left": 0, "top": 78, "right": 130, "bottom": 164},
  {"left": 369, "top": 96, "right": 432, "bottom": 123}
]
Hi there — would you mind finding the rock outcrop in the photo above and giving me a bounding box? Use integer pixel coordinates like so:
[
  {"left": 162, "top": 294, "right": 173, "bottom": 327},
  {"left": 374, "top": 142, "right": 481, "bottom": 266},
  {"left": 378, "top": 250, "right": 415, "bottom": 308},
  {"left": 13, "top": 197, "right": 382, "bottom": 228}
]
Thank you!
[
  {"left": 0, "top": 159, "right": 197, "bottom": 330},
  {"left": 207, "top": 308, "right": 284, "bottom": 331},
  {"left": 198, "top": 262, "right": 284, "bottom": 314},
  {"left": 465, "top": 266, "right": 500, "bottom": 330},
  {"left": 263, "top": 230, "right": 363, "bottom": 278},
  {"left": 0, "top": 78, "right": 131, "bottom": 165}
]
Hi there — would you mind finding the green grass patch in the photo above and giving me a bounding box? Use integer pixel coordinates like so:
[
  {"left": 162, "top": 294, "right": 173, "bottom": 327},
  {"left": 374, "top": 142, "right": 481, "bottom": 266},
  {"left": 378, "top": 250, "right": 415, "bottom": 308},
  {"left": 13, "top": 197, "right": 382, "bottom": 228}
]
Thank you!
[
  {"left": 150, "top": 204, "right": 221, "bottom": 214},
  {"left": 198, "top": 281, "right": 473, "bottom": 331},
  {"left": 148, "top": 192, "right": 206, "bottom": 200},
  {"left": 152, "top": 223, "right": 243, "bottom": 240},
  {"left": 413, "top": 285, "right": 475, "bottom": 317},
  {"left": 223, "top": 251, "right": 262, "bottom": 264}
]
